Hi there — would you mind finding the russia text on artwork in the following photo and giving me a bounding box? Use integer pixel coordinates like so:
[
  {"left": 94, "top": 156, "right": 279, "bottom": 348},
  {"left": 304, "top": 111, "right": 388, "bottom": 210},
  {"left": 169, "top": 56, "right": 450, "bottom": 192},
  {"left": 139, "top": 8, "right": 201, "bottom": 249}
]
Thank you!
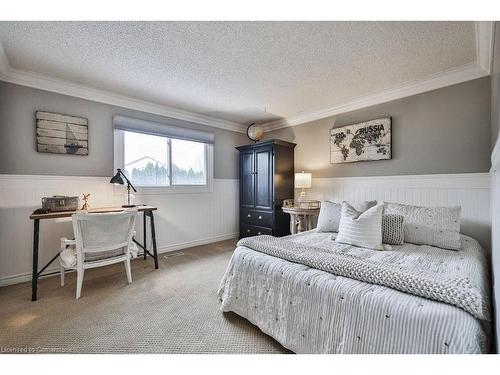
[
  {"left": 330, "top": 117, "right": 391, "bottom": 164},
  {"left": 36, "top": 111, "right": 88, "bottom": 155}
]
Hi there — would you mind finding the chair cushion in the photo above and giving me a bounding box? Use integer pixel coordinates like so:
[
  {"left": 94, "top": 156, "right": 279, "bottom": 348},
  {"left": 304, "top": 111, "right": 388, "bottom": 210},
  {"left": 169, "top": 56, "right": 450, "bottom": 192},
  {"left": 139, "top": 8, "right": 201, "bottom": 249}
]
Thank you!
[
  {"left": 60, "top": 247, "right": 77, "bottom": 268},
  {"left": 86, "top": 249, "right": 125, "bottom": 262},
  {"left": 60, "top": 245, "right": 132, "bottom": 268}
]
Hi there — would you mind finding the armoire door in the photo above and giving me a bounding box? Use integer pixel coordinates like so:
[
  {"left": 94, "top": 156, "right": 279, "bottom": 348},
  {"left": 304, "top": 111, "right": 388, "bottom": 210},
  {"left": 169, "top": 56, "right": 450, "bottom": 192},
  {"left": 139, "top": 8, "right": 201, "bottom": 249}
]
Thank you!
[
  {"left": 240, "top": 150, "right": 255, "bottom": 208},
  {"left": 254, "top": 145, "right": 273, "bottom": 210}
]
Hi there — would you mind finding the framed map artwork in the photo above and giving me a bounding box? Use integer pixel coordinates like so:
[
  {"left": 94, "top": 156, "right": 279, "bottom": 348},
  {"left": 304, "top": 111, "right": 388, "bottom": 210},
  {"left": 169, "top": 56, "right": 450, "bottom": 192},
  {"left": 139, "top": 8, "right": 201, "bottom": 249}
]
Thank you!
[{"left": 330, "top": 117, "right": 391, "bottom": 164}]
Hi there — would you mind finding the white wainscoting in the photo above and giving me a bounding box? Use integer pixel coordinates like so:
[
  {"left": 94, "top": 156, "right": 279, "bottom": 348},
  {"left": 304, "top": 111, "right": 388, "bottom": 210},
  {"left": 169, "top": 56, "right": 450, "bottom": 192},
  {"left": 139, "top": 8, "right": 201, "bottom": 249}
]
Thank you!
[
  {"left": 302, "top": 173, "right": 491, "bottom": 251},
  {"left": 0, "top": 172, "right": 490, "bottom": 287},
  {"left": 129, "top": 179, "right": 239, "bottom": 254},
  {"left": 490, "top": 156, "right": 500, "bottom": 347},
  {"left": 0, "top": 175, "right": 239, "bottom": 286}
]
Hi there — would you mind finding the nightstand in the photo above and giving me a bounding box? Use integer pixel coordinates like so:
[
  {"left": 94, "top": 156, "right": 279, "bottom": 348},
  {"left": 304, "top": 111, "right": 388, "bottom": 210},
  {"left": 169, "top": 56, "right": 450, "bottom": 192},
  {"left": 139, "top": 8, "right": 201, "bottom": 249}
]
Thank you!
[{"left": 282, "top": 200, "right": 321, "bottom": 234}]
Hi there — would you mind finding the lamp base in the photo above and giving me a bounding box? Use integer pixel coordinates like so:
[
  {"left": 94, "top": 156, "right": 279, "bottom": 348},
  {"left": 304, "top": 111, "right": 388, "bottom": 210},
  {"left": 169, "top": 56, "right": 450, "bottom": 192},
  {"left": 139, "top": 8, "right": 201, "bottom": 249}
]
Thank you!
[
  {"left": 122, "top": 204, "right": 137, "bottom": 208},
  {"left": 297, "top": 189, "right": 307, "bottom": 202}
]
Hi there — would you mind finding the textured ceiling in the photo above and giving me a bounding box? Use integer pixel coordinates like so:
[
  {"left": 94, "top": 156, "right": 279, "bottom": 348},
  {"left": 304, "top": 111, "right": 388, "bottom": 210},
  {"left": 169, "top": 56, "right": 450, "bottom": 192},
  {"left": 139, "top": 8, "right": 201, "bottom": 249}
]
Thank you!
[{"left": 0, "top": 22, "right": 476, "bottom": 124}]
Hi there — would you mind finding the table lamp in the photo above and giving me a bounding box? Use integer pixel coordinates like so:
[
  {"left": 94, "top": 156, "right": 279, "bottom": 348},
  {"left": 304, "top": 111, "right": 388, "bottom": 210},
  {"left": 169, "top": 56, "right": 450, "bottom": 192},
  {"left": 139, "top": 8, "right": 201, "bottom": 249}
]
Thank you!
[
  {"left": 110, "top": 168, "right": 137, "bottom": 208},
  {"left": 295, "top": 171, "right": 312, "bottom": 202}
]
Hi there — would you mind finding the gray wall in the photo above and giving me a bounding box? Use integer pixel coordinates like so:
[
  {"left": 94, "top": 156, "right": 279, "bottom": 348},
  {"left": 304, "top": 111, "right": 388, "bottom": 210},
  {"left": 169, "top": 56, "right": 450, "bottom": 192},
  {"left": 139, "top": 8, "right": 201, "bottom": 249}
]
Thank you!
[
  {"left": 0, "top": 81, "right": 247, "bottom": 178},
  {"left": 266, "top": 77, "right": 491, "bottom": 177}
]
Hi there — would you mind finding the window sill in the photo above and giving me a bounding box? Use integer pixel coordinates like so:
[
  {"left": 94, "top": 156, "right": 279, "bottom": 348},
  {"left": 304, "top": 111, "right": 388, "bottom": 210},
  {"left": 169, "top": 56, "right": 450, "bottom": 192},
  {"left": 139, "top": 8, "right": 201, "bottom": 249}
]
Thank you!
[{"left": 118, "top": 182, "right": 214, "bottom": 195}]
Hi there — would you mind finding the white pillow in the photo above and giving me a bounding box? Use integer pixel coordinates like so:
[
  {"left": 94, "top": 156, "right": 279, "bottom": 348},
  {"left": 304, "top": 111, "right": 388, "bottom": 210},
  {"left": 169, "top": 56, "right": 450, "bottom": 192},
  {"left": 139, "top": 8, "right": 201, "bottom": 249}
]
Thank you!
[
  {"left": 335, "top": 202, "right": 385, "bottom": 250},
  {"left": 316, "top": 201, "right": 342, "bottom": 232},
  {"left": 316, "top": 200, "right": 377, "bottom": 232},
  {"left": 383, "top": 202, "right": 461, "bottom": 250}
]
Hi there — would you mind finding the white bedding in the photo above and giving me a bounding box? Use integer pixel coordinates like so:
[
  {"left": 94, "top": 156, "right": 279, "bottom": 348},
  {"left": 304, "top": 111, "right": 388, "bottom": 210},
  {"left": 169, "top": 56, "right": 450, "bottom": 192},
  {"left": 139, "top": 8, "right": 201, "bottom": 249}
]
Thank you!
[{"left": 218, "top": 231, "right": 491, "bottom": 354}]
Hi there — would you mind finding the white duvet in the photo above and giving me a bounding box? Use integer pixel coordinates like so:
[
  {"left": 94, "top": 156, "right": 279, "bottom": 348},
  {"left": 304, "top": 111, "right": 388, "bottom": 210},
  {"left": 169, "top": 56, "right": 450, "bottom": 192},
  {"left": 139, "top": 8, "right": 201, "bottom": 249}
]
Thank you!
[{"left": 218, "top": 231, "right": 491, "bottom": 354}]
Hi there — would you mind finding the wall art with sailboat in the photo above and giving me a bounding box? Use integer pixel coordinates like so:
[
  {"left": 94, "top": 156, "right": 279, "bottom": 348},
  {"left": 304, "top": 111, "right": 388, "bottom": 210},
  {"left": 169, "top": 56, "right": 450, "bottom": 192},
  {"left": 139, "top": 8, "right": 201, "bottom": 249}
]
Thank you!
[{"left": 35, "top": 111, "right": 88, "bottom": 155}]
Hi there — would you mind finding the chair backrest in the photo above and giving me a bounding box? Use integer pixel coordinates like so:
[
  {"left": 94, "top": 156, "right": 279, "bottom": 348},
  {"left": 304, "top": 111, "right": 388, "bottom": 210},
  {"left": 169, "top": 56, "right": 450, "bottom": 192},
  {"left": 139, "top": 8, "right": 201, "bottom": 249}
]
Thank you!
[{"left": 72, "top": 210, "right": 137, "bottom": 256}]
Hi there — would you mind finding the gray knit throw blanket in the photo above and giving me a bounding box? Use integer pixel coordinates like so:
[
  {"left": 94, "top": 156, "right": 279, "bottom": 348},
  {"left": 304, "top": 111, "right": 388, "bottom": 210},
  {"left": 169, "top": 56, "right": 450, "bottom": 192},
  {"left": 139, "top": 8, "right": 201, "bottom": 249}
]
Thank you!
[{"left": 237, "top": 235, "right": 490, "bottom": 321}]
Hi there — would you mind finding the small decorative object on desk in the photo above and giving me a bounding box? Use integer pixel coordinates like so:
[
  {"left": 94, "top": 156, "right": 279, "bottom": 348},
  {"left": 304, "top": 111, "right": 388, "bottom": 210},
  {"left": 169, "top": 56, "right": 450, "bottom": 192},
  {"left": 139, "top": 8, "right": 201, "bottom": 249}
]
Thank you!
[
  {"left": 41, "top": 196, "right": 79, "bottom": 212},
  {"left": 81, "top": 193, "right": 90, "bottom": 211},
  {"left": 282, "top": 199, "right": 321, "bottom": 234}
]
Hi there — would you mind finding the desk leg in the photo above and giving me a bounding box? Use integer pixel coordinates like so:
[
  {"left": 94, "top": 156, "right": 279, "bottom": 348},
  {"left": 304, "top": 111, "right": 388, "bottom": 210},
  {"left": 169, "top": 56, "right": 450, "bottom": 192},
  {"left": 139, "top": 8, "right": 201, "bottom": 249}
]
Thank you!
[
  {"left": 32, "top": 219, "right": 40, "bottom": 301},
  {"left": 149, "top": 212, "right": 159, "bottom": 269},
  {"left": 143, "top": 211, "right": 147, "bottom": 260}
]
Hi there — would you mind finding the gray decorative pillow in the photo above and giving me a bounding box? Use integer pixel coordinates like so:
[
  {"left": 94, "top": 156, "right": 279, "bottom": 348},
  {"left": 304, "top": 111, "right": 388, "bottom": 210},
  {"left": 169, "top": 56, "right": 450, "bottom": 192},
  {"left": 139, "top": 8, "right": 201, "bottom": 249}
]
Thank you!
[
  {"left": 383, "top": 202, "right": 461, "bottom": 250},
  {"left": 354, "top": 200, "right": 378, "bottom": 212},
  {"left": 382, "top": 214, "right": 404, "bottom": 245},
  {"left": 316, "top": 201, "right": 341, "bottom": 232},
  {"left": 316, "top": 200, "right": 377, "bottom": 232}
]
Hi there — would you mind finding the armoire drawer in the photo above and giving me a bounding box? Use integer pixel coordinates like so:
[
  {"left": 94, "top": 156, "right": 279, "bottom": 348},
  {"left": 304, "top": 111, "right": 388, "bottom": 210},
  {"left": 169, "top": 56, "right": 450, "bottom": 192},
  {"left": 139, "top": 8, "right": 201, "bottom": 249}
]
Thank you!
[
  {"left": 240, "top": 209, "right": 273, "bottom": 227},
  {"left": 240, "top": 223, "right": 272, "bottom": 238}
]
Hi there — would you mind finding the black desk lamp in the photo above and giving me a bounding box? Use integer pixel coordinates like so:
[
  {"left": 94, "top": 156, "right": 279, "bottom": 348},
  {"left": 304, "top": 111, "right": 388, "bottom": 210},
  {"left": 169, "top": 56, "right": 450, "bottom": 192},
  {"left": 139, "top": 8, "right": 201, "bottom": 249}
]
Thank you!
[{"left": 110, "top": 168, "right": 137, "bottom": 208}]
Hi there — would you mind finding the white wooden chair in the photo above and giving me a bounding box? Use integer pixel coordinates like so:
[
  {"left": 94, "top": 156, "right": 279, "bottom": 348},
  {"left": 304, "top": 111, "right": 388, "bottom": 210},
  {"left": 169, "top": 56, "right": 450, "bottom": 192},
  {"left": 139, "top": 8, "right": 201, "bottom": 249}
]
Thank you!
[{"left": 59, "top": 210, "right": 137, "bottom": 299}]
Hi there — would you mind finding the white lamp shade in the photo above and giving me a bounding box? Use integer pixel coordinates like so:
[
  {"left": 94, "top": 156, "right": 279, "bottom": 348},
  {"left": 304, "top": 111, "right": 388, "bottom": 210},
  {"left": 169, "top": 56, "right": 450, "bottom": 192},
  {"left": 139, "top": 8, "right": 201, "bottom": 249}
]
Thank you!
[{"left": 295, "top": 172, "right": 312, "bottom": 189}]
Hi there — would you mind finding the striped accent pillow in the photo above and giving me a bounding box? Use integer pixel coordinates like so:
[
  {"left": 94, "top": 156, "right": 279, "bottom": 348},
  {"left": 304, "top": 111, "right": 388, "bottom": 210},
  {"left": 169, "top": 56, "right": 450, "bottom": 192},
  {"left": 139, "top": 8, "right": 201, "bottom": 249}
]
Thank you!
[
  {"left": 335, "top": 202, "right": 384, "bottom": 250},
  {"left": 316, "top": 200, "right": 377, "bottom": 233}
]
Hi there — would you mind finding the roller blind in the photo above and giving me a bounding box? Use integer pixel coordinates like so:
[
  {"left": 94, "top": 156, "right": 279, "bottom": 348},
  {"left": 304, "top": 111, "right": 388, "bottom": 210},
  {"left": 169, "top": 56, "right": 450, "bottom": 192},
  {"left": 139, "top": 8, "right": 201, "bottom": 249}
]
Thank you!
[{"left": 113, "top": 115, "right": 215, "bottom": 144}]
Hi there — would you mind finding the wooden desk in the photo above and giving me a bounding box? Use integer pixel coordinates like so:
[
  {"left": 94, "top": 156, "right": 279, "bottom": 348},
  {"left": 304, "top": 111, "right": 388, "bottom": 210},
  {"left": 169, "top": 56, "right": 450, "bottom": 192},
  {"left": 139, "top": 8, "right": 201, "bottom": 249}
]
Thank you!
[{"left": 29, "top": 205, "right": 159, "bottom": 301}]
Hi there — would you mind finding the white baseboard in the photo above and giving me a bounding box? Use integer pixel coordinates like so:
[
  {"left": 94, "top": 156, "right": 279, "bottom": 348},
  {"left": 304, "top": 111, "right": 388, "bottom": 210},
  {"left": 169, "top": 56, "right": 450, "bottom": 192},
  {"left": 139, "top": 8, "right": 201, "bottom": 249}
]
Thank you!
[
  {"left": 0, "top": 269, "right": 65, "bottom": 287},
  {"left": 156, "top": 232, "right": 239, "bottom": 254},
  {"left": 0, "top": 232, "right": 239, "bottom": 288}
]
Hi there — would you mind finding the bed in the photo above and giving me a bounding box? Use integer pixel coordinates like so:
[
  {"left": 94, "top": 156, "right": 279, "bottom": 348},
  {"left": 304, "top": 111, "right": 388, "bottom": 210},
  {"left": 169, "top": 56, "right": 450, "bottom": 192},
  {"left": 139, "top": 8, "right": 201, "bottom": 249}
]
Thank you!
[{"left": 218, "top": 230, "right": 491, "bottom": 354}]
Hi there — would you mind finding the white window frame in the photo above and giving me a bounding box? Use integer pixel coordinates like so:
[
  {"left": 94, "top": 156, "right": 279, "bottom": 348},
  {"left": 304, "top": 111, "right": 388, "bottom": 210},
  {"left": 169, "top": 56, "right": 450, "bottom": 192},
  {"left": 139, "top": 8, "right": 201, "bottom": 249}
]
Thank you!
[{"left": 114, "top": 129, "right": 214, "bottom": 195}]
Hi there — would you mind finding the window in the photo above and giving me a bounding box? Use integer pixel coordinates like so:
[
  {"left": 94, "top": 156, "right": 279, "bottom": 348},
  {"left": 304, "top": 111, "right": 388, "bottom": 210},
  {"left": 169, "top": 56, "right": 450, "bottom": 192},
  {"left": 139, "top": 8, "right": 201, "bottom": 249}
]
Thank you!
[
  {"left": 114, "top": 116, "right": 214, "bottom": 193},
  {"left": 124, "top": 131, "right": 170, "bottom": 186},
  {"left": 170, "top": 138, "right": 206, "bottom": 185}
]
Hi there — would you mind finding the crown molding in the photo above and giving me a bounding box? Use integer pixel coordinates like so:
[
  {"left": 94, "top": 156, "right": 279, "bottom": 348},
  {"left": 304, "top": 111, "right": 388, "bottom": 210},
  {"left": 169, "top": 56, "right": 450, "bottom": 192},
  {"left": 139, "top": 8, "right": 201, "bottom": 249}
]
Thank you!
[
  {"left": 263, "top": 21, "right": 494, "bottom": 132},
  {"left": 0, "top": 43, "right": 10, "bottom": 74},
  {"left": 476, "top": 21, "right": 495, "bottom": 74},
  {"left": 0, "top": 21, "right": 494, "bottom": 134},
  {"left": 262, "top": 63, "right": 489, "bottom": 131},
  {"left": 0, "top": 43, "right": 246, "bottom": 134}
]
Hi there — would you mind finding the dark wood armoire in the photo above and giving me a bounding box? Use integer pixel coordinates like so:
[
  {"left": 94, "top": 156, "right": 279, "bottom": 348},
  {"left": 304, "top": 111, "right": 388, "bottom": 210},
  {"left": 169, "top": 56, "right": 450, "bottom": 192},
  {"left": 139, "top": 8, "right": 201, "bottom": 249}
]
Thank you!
[{"left": 236, "top": 139, "right": 296, "bottom": 238}]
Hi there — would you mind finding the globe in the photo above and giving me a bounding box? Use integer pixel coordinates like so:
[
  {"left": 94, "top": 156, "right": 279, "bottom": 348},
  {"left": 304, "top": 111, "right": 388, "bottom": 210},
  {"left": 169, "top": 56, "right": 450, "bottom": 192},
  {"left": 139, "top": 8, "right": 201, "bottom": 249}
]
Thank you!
[{"left": 247, "top": 123, "right": 265, "bottom": 142}]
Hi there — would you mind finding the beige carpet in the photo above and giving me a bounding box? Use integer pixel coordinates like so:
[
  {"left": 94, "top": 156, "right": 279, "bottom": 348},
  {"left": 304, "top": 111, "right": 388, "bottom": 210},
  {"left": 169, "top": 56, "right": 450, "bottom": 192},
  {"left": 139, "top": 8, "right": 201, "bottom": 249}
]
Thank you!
[{"left": 0, "top": 239, "right": 289, "bottom": 354}]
